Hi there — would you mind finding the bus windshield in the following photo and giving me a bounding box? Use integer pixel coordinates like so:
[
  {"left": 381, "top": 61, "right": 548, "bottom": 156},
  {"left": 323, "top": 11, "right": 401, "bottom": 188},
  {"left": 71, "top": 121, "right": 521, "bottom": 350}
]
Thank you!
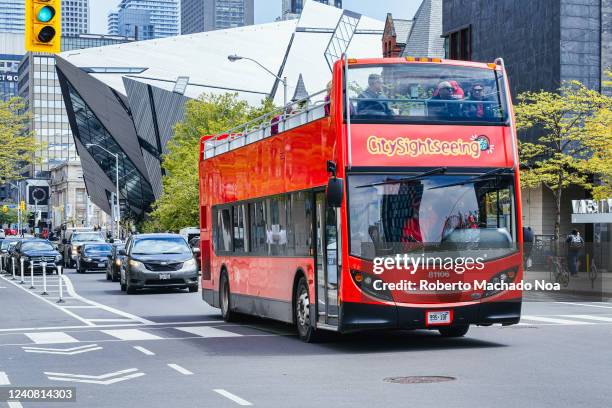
[
  {"left": 348, "top": 173, "right": 517, "bottom": 260},
  {"left": 347, "top": 64, "right": 508, "bottom": 124}
]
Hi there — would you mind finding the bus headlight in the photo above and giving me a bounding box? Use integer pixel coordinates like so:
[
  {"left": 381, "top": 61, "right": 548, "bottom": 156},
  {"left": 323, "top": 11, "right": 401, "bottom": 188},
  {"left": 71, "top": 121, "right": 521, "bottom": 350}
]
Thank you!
[
  {"left": 483, "top": 267, "right": 519, "bottom": 298},
  {"left": 350, "top": 269, "right": 393, "bottom": 301}
]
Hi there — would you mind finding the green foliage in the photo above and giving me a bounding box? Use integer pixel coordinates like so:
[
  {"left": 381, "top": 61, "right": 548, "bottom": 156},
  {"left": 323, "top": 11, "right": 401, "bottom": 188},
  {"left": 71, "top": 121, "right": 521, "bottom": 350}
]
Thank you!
[
  {"left": 0, "top": 98, "right": 42, "bottom": 184},
  {"left": 516, "top": 80, "right": 612, "bottom": 237},
  {"left": 0, "top": 207, "right": 18, "bottom": 225},
  {"left": 148, "top": 93, "right": 276, "bottom": 231}
]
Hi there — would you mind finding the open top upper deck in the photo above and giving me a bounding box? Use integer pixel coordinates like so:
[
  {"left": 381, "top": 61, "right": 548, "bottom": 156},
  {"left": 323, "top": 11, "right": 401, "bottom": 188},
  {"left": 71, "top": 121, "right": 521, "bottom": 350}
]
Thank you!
[{"left": 200, "top": 57, "right": 514, "bottom": 166}]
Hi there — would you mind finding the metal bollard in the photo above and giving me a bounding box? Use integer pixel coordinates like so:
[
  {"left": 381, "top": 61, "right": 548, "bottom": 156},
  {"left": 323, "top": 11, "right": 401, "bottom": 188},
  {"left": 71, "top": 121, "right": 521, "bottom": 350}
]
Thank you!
[
  {"left": 11, "top": 257, "right": 16, "bottom": 280},
  {"left": 29, "top": 261, "right": 35, "bottom": 289},
  {"left": 20, "top": 258, "right": 24, "bottom": 284},
  {"left": 57, "top": 265, "right": 64, "bottom": 303},
  {"left": 41, "top": 262, "right": 48, "bottom": 295}
]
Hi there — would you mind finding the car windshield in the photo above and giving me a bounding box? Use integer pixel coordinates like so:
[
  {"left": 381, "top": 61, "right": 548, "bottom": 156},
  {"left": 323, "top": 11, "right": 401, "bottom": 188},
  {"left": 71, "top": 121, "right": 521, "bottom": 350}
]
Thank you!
[
  {"left": 84, "top": 244, "right": 112, "bottom": 254},
  {"left": 21, "top": 241, "right": 54, "bottom": 251},
  {"left": 348, "top": 173, "right": 517, "bottom": 260},
  {"left": 72, "top": 233, "right": 105, "bottom": 242},
  {"left": 348, "top": 64, "right": 508, "bottom": 124},
  {"left": 132, "top": 237, "right": 191, "bottom": 255}
]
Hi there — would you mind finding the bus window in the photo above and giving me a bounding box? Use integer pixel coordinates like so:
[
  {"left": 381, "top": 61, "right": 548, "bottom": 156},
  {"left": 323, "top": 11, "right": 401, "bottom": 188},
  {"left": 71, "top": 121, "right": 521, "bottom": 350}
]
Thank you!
[
  {"left": 214, "top": 208, "right": 232, "bottom": 252},
  {"left": 347, "top": 63, "right": 508, "bottom": 124},
  {"left": 233, "top": 205, "right": 247, "bottom": 252}
]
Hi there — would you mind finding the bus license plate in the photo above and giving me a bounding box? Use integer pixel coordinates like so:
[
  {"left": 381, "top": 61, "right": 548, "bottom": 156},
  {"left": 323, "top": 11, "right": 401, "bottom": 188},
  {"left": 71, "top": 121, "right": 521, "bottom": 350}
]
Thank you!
[
  {"left": 159, "top": 273, "right": 171, "bottom": 280},
  {"left": 426, "top": 310, "right": 452, "bottom": 325}
]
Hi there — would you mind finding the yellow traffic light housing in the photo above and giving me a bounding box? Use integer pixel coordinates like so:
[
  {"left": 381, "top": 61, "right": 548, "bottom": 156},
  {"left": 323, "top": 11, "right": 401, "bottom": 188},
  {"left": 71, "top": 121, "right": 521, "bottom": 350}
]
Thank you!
[{"left": 25, "top": 0, "right": 61, "bottom": 53}]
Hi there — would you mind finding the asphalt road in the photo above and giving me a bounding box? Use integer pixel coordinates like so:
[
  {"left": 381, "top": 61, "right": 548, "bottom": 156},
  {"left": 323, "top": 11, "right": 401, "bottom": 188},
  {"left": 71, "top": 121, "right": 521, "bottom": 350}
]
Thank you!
[{"left": 1, "top": 268, "right": 611, "bottom": 408}]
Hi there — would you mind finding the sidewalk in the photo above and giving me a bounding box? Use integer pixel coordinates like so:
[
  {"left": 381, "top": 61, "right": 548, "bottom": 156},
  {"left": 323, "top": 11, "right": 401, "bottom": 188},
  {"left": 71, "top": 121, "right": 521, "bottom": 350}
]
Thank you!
[{"left": 524, "top": 269, "right": 612, "bottom": 298}]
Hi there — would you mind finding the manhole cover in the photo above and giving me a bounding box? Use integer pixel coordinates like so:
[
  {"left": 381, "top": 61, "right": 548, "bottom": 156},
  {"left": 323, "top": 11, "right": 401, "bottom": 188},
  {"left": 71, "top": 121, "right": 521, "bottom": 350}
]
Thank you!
[{"left": 383, "top": 376, "right": 456, "bottom": 384}]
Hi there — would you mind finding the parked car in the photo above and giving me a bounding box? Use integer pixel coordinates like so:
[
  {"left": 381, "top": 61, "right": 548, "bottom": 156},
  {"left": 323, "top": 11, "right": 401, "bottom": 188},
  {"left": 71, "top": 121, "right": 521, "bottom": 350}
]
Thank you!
[
  {"left": 106, "top": 243, "right": 126, "bottom": 282},
  {"left": 12, "top": 239, "right": 61, "bottom": 273},
  {"left": 0, "top": 238, "right": 21, "bottom": 271},
  {"left": 188, "top": 237, "right": 201, "bottom": 271},
  {"left": 120, "top": 233, "right": 198, "bottom": 294},
  {"left": 61, "top": 230, "right": 106, "bottom": 268},
  {"left": 76, "top": 243, "right": 113, "bottom": 274},
  {"left": 0, "top": 229, "right": 5, "bottom": 239}
]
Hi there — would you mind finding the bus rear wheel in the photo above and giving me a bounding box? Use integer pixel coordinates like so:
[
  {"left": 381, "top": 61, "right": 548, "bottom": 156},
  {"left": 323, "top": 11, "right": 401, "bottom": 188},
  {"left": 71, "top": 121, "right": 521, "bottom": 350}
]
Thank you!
[
  {"left": 220, "top": 272, "right": 237, "bottom": 322},
  {"left": 295, "top": 277, "right": 321, "bottom": 343},
  {"left": 438, "top": 325, "right": 469, "bottom": 338}
]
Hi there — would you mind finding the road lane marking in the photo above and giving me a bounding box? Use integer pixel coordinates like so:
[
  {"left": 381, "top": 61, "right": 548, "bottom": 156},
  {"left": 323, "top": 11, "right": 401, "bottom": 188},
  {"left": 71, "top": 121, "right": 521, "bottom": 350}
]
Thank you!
[
  {"left": 8, "top": 402, "right": 24, "bottom": 408},
  {"left": 25, "top": 332, "right": 79, "bottom": 344},
  {"left": 167, "top": 364, "right": 193, "bottom": 375},
  {"left": 0, "top": 276, "right": 93, "bottom": 326},
  {"left": 213, "top": 389, "right": 253, "bottom": 406},
  {"left": 559, "top": 302, "right": 612, "bottom": 309},
  {"left": 101, "top": 329, "right": 163, "bottom": 341},
  {"left": 560, "top": 314, "right": 612, "bottom": 322},
  {"left": 133, "top": 346, "right": 155, "bottom": 356},
  {"left": 87, "top": 319, "right": 135, "bottom": 323},
  {"left": 175, "top": 326, "right": 242, "bottom": 338},
  {"left": 0, "top": 371, "right": 9, "bottom": 385},
  {"left": 62, "top": 306, "right": 98, "bottom": 309},
  {"left": 521, "top": 315, "right": 592, "bottom": 325},
  {"left": 62, "top": 276, "right": 154, "bottom": 325},
  {"left": 45, "top": 368, "right": 145, "bottom": 385},
  {"left": 22, "top": 344, "right": 102, "bottom": 355}
]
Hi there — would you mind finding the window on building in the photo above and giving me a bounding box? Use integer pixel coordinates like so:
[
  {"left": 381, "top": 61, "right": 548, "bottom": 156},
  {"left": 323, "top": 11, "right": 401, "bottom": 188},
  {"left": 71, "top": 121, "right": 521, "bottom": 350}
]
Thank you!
[{"left": 445, "top": 26, "right": 471, "bottom": 61}]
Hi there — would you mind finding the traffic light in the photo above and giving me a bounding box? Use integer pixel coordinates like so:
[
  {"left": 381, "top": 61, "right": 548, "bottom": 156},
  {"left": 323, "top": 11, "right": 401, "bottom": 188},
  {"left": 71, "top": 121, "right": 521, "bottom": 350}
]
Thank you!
[
  {"left": 20, "top": 201, "right": 26, "bottom": 212},
  {"left": 25, "top": 0, "right": 61, "bottom": 53}
]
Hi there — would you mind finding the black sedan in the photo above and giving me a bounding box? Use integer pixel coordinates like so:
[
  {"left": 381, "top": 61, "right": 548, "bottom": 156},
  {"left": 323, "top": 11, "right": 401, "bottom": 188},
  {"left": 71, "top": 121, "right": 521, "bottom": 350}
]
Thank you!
[
  {"left": 12, "top": 239, "right": 62, "bottom": 273},
  {"left": 106, "top": 243, "right": 126, "bottom": 282},
  {"left": 77, "top": 243, "right": 113, "bottom": 274}
]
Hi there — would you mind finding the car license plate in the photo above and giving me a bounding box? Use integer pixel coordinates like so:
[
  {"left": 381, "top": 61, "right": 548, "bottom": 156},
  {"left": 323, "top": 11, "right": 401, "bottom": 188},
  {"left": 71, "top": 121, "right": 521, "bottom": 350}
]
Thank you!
[
  {"left": 98, "top": 263, "right": 105, "bottom": 267},
  {"left": 159, "top": 273, "right": 171, "bottom": 280},
  {"left": 426, "top": 310, "right": 452, "bottom": 326}
]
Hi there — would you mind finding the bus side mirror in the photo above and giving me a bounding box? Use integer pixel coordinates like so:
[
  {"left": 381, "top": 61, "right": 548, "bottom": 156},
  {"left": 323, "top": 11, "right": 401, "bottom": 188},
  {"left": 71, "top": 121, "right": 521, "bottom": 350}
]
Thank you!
[{"left": 326, "top": 178, "right": 344, "bottom": 208}]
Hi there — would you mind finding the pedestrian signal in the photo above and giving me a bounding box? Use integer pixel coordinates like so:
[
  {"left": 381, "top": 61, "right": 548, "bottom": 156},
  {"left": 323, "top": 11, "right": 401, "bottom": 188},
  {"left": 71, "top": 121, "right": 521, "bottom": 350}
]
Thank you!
[{"left": 25, "top": 0, "right": 61, "bottom": 53}]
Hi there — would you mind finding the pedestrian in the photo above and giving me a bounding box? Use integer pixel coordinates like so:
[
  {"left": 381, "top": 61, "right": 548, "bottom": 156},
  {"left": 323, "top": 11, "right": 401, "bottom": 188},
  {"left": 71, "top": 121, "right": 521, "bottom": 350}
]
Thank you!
[
  {"left": 523, "top": 226, "right": 534, "bottom": 269},
  {"left": 565, "top": 229, "right": 584, "bottom": 276}
]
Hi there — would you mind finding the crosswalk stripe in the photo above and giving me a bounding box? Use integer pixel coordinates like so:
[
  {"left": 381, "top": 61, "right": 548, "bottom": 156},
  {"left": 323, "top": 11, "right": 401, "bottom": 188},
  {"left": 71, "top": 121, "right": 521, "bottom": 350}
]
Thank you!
[
  {"left": 25, "top": 332, "right": 79, "bottom": 344},
  {"left": 101, "top": 329, "right": 164, "bottom": 341},
  {"left": 560, "top": 314, "right": 612, "bottom": 322},
  {"left": 521, "top": 315, "right": 592, "bottom": 325},
  {"left": 175, "top": 326, "right": 243, "bottom": 338},
  {"left": 0, "top": 371, "right": 9, "bottom": 385}
]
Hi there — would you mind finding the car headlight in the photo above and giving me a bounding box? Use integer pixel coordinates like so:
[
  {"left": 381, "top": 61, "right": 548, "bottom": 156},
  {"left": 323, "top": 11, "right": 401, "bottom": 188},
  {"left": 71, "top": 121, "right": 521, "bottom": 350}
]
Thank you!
[
  {"left": 84, "top": 257, "right": 92, "bottom": 262},
  {"left": 71, "top": 248, "right": 78, "bottom": 255},
  {"left": 183, "top": 258, "right": 196, "bottom": 268},
  {"left": 129, "top": 259, "right": 143, "bottom": 269},
  {"left": 115, "top": 259, "right": 121, "bottom": 266},
  {"left": 55, "top": 254, "right": 62, "bottom": 262}
]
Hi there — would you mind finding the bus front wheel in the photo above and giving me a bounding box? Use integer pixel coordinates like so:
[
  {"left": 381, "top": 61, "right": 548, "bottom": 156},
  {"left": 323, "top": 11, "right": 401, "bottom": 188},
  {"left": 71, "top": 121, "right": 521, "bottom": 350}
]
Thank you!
[
  {"left": 295, "top": 277, "right": 321, "bottom": 343},
  {"left": 438, "top": 325, "right": 469, "bottom": 338},
  {"left": 220, "top": 272, "right": 237, "bottom": 322}
]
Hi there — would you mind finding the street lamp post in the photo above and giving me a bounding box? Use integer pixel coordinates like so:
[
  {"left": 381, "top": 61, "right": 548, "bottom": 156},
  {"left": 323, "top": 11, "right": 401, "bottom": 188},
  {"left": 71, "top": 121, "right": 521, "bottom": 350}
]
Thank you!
[
  {"left": 86, "top": 144, "right": 120, "bottom": 239},
  {"left": 228, "top": 54, "right": 288, "bottom": 107}
]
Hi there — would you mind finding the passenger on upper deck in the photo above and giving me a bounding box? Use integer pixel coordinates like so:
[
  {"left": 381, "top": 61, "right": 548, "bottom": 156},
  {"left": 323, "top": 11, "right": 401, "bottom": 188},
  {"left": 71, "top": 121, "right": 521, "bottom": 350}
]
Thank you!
[
  {"left": 462, "top": 83, "right": 494, "bottom": 119},
  {"left": 356, "top": 73, "right": 393, "bottom": 116},
  {"left": 428, "top": 81, "right": 463, "bottom": 119}
]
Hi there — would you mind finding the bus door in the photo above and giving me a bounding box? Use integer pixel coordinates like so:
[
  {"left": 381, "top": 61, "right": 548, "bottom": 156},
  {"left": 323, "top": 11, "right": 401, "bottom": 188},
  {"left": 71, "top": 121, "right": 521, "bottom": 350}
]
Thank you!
[{"left": 315, "top": 192, "right": 339, "bottom": 327}]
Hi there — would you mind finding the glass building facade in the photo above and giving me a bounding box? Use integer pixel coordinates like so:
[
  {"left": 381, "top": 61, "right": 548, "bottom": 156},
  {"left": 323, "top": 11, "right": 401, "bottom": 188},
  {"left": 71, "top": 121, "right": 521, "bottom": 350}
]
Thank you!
[
  {"left": 282, "top": 0, "right": 342, "bottom": 19},
  {"left": 0, "top": 54, "right": 20, "bottom": 100},
  {"left": 182, "top": 0, "right": 254, "bottom": 34},
  {"left": 109, "top": 0, "right": 179, "bottom": 39},
  {"left": 17, "top": 35, "right": 134, "bottom": 178},
  {"left": 62, "top": 81, "right": 155, "bottom": 218}
]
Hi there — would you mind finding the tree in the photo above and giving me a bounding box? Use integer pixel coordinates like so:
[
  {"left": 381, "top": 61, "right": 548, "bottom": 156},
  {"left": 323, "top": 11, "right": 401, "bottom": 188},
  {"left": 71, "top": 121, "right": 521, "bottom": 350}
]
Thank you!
[
  {"left": 0, "top": 98, "right": 41, "bottom": 184},
  {"left": 0, "top": 207, "right": 18, "bottom": 226},
  {"left": 515, "top": 80, "right": 612, "bottom": 238},
  {"left": 148, "top": 93, "right": 275, "bottom": 231}
]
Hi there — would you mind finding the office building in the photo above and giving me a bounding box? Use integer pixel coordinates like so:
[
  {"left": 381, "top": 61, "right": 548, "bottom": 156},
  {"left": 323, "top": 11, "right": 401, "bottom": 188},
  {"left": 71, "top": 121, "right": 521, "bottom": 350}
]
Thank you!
[
  {"left": 0, "top": 33, "right": 24, "bottom": 101},
  {"left": 56, "top": 1, "right": 382, "bottom": 218},
  {"left": 0, "top": 0, "right": 89, "bottom": 35},
  {"left": 182, "top": 0, "right": 255, "bottom": 34},
  {"left": 282, "top": 0, "right": 342, "bottom": 20},
  {"left": 16, "top": 34, "right": 133, "bottom": 228},
  {"left": 108, "top": 0, "right": 179, "bottom": 40}
]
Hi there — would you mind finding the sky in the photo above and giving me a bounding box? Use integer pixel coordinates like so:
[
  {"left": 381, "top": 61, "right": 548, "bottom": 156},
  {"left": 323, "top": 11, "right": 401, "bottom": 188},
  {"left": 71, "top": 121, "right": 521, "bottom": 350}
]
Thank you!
[{"left": 90, "top": 0, "right": 422, "bottom": 35}]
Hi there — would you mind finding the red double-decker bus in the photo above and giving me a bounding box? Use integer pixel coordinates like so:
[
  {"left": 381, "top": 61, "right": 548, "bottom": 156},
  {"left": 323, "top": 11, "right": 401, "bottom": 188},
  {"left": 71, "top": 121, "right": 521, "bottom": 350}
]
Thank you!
[{"left": 198, "top": 57, "right": 523, "bottom": 342}]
